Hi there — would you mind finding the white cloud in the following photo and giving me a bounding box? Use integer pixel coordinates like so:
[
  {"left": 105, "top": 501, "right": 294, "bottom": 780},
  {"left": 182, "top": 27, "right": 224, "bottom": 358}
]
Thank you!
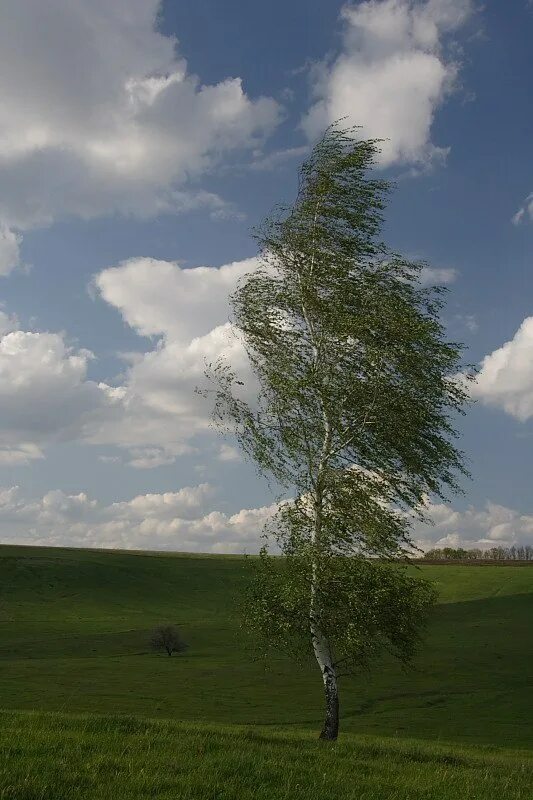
[
  {"left": 512, "top": 194, "right": 533, "bottom": 225},
  {"left": 218, "top": 444, "right": 242, "bottom": 462},
  {"left": 419, "top": 265, "right": 458, "bottom": 284},
  {"left": 0, "top": 255, "right": 258, "bottom": 467},
  {"left": 89, "top": 256, "right": 258, "bottom": 467},
  {"left": 94, "top": 257, "right": 258, "bottom": 342},
  {"left": 0, "top": 309, "right": 18, "bottom": 335},
  {"left": 0, "top": 483, "right": 277, "bottom": 553},
  {"left": 1, "top": 481, "right": 530, "bottom": 554},
  {"left": 126, "top": 447, "right": 191, "bottom": 470},
  {"left": 458, "top": 314, "right": 478, "bottom": 333},
  {"left": 249, "top": 145, "right": 310, "bottom": 171},
  {"left": 110, "top": 483, "right": 214, "bottom": 522},
  {"left": 0, "top": 329, "right": 111, "bottom": 463},
  {"left": 98, "top": 455, "right": 120, "bottom": 465},
  {"left": 414, "top": 498, "right": 533, "bottom": 551},
  {"left": 471, "top": 317, "right": 533, "bottom": 421},
  {"left": 0, "top": 225, "right": 21, "bottom": 276},
  {"left": 0, "top": 1, "right": 280, "bottom": 236},
  {"left": 0, "top": 443, "right": 44, "bottom": 466},
  {"left": 302, "top": 0, "right": 473, "bottom": 167}
]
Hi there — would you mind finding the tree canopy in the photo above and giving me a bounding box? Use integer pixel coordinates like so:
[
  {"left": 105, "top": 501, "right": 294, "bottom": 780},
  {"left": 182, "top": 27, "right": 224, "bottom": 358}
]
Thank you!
[{"left": 205, "top": 124, "right": 472, "bottom": 739}]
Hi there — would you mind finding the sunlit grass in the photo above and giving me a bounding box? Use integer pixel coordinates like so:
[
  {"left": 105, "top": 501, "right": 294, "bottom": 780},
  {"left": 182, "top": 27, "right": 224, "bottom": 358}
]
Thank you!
[{"left": 1, "top": 710, "right": 531, "bottom": 800}]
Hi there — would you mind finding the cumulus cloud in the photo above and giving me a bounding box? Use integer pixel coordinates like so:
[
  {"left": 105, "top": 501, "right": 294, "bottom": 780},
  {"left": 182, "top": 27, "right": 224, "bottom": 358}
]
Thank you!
[
  {"left": 90, "top": 256, "right": 259, "bottom": 466},
  {"left": 470, "top": 317, "right": 533, "bottom": 420},
  {"left": 0, "top": 255, "right": 258, "bottom": 467},
  {"left": 511, "top": 194, "right": 533, "bottom": 225},
  {"left": 0, "top": 0, "right": 279, "bottom": 243},
  {"left": 94, "top": 256, "right": 258, "bottom": 342},
  {"left": 303, "top": 0, "right": 473, "bottom": 167},
  {"left": 0, "top": 483, "right": 277, "bottom": 553},
  {"left": 1, "top": 481, "right": 529, "bottom": 554},
  {"left": 414, "top": 498, "right": 533, "bottom": 551},
  {"left": 0, "top": 329, "right": 111, "bottom": 464}
]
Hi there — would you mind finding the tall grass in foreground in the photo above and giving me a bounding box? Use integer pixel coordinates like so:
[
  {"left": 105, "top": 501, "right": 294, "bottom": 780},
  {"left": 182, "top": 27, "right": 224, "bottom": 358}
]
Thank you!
[{"left": 1, "top": 710, "right": 531, "bottom": 800}]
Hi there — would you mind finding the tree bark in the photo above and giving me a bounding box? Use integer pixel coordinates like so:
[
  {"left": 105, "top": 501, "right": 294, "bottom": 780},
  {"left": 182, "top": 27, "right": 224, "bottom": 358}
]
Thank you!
[
  {"left": 311, "top": 621, "right": 340, "bottom": 740},
  {"left": 319, "top": 665, "right": 339, "bottom": 741},
  {"left": 300, "top": 252, "right": 339, "bottom": 740}
]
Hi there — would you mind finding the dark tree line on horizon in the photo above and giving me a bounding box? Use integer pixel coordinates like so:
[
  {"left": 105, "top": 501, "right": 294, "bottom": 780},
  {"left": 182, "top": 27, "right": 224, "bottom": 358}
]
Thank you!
[{"left": 422, "top": 545, "right": 533, "bottom": 561}]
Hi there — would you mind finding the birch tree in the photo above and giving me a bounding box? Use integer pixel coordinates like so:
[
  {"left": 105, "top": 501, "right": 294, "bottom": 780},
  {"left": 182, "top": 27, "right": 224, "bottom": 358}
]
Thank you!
[{"left": 205, "top": 125, "right": 471, "bottom": 740}]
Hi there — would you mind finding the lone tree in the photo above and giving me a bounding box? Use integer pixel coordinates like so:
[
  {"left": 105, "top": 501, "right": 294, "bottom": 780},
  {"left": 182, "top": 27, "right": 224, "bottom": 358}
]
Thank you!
[
  {"left": 205, "top": 125, "right": 471, "bottom": 740},
  {"left": 150, "top": 625, "right": 187, "bottom": 657}
]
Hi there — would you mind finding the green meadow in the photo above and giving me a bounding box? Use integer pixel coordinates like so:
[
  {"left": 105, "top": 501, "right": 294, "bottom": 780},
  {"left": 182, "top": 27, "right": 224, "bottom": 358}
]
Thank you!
[{"left": 0, "top": 544, "right": 532, "bottom": 798}]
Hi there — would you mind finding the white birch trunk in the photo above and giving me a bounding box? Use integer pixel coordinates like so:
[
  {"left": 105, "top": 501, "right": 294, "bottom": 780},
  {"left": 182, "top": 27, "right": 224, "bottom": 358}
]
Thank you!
[
  {"left": 310, "top": 424, "right": 340, "bottom": 740},
  {"left": 299, "top": 219, "right": 339, "bottom": 739},
  {"left": 310, "top": 596, "right": 339, "bottom": 740}
]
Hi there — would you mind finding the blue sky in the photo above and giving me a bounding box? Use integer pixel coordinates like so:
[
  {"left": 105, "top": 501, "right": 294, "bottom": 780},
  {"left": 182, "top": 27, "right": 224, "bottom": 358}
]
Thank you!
[{"left": 0, "top": 0, "right": 533, "bottom": 552}]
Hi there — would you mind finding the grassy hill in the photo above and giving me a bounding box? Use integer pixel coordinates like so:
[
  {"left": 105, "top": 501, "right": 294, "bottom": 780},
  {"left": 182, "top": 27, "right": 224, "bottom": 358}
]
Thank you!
[
  {"left": 0, "top": 544, "right": 531, "bottom": 745},
  {"left": 0, "top": 544, "right": 531, "bottom": 798}
]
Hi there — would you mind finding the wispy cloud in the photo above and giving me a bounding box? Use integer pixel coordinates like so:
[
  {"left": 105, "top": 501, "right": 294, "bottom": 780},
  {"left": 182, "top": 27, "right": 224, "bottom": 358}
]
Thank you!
[{"left": 512, "top": 193, "right": 533, "bottom": 225}]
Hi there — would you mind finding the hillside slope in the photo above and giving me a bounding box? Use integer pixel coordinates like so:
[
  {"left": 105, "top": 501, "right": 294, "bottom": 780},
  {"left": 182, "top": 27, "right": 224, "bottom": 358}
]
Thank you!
[{"left": 0, "top": 545, "right": 531, "bottom": 747}]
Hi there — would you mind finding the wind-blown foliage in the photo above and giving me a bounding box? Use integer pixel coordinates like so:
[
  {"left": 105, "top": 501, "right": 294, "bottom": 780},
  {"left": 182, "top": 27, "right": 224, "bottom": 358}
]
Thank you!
[
  {"left": 205, "top": 124, "right": 472, "bottom": 739},
  {"left": 245, "top": 543, "right": 437, "bottom": 675}
]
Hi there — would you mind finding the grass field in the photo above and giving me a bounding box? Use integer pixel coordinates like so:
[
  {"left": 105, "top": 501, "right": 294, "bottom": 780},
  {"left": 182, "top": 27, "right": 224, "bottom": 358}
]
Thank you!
[
  {"left": 0, "top": 544, "right": 531, "bottom": 797},
  {"left": 1, "top": 710, "right": 532, "bottom": 800}
]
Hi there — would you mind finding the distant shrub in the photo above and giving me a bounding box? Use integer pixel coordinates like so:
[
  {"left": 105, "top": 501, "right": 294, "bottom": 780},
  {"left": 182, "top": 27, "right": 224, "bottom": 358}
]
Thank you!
[{"left": 149, "top": 625, "right": 188, "bottom": 657}]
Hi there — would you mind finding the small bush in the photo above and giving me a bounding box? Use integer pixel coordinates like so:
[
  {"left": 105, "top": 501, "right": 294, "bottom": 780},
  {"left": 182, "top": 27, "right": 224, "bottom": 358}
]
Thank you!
[{"left": 149, "top": 625, "right": 188, "bottom": 657}]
